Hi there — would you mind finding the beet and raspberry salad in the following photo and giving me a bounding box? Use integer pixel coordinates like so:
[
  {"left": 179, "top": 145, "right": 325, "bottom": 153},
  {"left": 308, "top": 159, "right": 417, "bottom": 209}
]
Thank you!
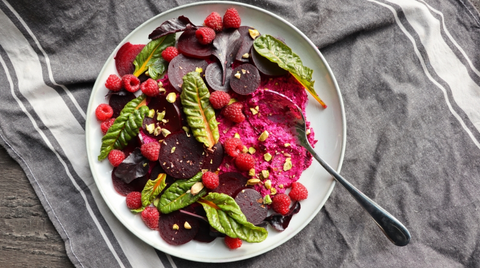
[{"left": 91, "top": 6, "right": 324, "bottom": 250}]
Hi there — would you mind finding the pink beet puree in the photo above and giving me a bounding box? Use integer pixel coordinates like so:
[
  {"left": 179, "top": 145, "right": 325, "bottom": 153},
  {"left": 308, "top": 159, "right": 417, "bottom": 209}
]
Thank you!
[{"left": 217, "top": 74, "right": 317, "bottom": 197}]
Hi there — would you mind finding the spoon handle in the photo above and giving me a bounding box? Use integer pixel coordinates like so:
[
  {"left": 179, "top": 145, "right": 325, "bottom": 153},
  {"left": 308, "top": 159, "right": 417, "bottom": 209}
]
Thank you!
[{"left": 308, "top": 147, "right": 411, "bottom": 246}]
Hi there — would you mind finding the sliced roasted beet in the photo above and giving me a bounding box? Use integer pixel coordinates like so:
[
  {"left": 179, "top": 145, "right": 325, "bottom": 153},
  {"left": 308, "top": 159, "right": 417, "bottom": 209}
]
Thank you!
[
  {"left": 112, "top": 172, "right": 150, "bottom": 196},
  {"left": 108, "top": 90, "right": 136, "bottom": 118},
  {"left": 214, "top": 172, "right": 249, "bottom": 196},
  {"left": 212, "top": 29, "right": 242, "bottom": 86},
  {"left": 114, "top": 148, "right": 150, "bottom": 184},
  {"left": 177, "top": 28, "right": 213, "bottom": 59},
  {"left": 167, "top": 54, "right": 208, "bottom": 92},
  {"left": 205, "top": 62, "right": 232, "bottom": 92},
  {"left": 158, "top": 210, "right": 200, "bottom": 245},
  {"left": 235, "top": 26, "right": 255, "bottom": 62},
  {"left": 158, "top": 132, "right": 205, "bottom": 179},
  {"left": 251, "top": 47, "right": 288, "bottom": 76},
  {"left": 142, "top": 94, "right": 183, "bottom": 139},
  {"left": 235, "top": 188, "right": 268, "bottom": 225},
  {"left": 230, "top": 63, "right": 261, "bottom": 95},
  {"left": 202, "top": 142, "right": 224, "bottom": 171},
  {"left": 265, "top": 201, "right": 301, "bottom": 232},
  {"left": 114, "top": 42, "right": 145, "bottom": 76},
  {"left": 148, "top": 16, "right": 196, "bottom": 40}
]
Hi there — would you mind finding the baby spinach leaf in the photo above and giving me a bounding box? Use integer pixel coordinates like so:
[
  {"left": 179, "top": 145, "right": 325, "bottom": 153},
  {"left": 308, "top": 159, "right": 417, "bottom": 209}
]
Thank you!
[
  {"left": 133, "top": 33, "right": 176, "bottom": 79},
  {"left": 98, "top": 95, "right": 148, "bottom": 161},
  {"left": 180, "top": 71, "right": 219, "bottom": 149},
  {"left": 157, "top": 172, "right": 206, "bottom": 214},
  {"left": 253, "top": 34, "right": 327, "bottom": 108},
  {"left": 148, "top": 16, "right": 196, "bottom": 40},
  {"left": 141, "top": 173, "right": 167, "bottom": 208},
  {"left": 198, "top": 192, "right": 268, "bottom": 243}
]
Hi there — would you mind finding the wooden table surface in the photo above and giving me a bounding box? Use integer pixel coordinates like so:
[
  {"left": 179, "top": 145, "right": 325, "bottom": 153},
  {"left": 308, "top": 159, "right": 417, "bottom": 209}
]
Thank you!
[{"left": 1, "top": 2, "right": 480, "bottom": 267}]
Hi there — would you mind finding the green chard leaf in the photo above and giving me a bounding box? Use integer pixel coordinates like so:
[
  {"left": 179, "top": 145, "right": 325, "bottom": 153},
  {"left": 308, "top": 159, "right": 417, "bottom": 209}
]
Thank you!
[
  {"left": 157, "top": 172, "right": 206, "bottom": 214},
  {"left": 98, "top": 95, "right": 149, "bottom": 161},
  {"left": 133, "top": 33, "right": 176, "bottom": 79},
  {"left": 180, "top": 71, "right": 219, "bottom": 149},
  {"left": 141, "top": 173, "right": 168, "bottom": 208},
  {"left": 198, "top": 192, "right": 268, "bottom": 243},
  {"left": 253, "top": 34, "right": 327, "bottom": 108}
]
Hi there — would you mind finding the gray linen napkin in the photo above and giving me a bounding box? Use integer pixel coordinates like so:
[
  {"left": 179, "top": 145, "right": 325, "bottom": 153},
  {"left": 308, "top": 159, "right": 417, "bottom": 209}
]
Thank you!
[{"left": 1, "top": 0, "right": 480, "bottom": 267}]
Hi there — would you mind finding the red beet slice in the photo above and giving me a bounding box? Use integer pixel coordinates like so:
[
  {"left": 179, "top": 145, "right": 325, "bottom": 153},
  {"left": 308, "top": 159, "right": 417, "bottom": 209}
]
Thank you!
[
  {"left": 235, "top": 188, "right": 268, "bottom": 225},
  {"left": 112, "top": 171, "right": 150, "bottom": 196},
  {"left": 230, "top": 63, "right": 261, "bottom": 95},
  {"left": 205, "top": 62, "right": 232, "bottom": 92},
  {"left": 214, "top": 172, "right": 249, "bottom": 196},
  {"left": 142, "top": 93, "right": 183, "bottom": 140},
  {"left": 158, "top": 132, "right": 205, "bottom": 179},
  {"left": 202, "top": 142, "right": 224, "bottom": 171},
  {"left": 108, "top": 90, "right": 136, "bottom": 118},
  {"left": 177, "top": 28, "right": 213, "bottom": 59},
  {"left": 167, "top": 54, "right": 208, "bottom": 92},
  {"left": 235, "top": 26, "right": 255, "bottom": 62},
  {"left": 114, "top": 42, "right": 145, "bottom": 76},
  {"left": 251, "top": 47, "right": 288, "bottom": 76},
  {"left": 158, "top": 210, "right": 199, "bottom": 245}
]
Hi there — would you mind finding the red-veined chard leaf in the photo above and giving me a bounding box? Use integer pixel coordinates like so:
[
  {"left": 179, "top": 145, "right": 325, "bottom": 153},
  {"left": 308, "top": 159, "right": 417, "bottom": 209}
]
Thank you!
[
  {"left": 98, "top": 94, "right": 148, "bottom": 161},
  {"left": 253, "top": 34, "right": 327, "bottom": 108},
  {"left": 132, "top": 173, "right": 168, "bottom": 213},
  {"left": 133, "top": 33, "right": 176, "bottom": 79},
  {"left": 180, "top": 71, "right": 219, "bottom": 149},
  {"left": 148, "top": 16, "right": 196, "bottom": 40},
  {"left": 157, "top": 172, "right": 206, "bottom": 214},
  {"left": 198, "top": 192, "right": 268, "bottom": 243}
]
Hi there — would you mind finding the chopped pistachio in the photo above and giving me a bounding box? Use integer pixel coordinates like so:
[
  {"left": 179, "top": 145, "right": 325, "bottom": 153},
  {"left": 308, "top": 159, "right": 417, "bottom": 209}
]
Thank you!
[
  {"left": 234, "top": 71, "right": 241, "bottom": 79},
  {"left": 171, "top": 147, "right": 176, "bottom": 153},
  {"left": 159, "top": 87, "right": 166, "bottom": 94},
  {"left": 248, "top": 147, "right": 256, "bottom": 154},
  {"left": 184, "top": 221, "right": 192, "bottom": 230},
  {"left": 242, "top": 146, "right": 248, "bottom": 153},
  {"left": 242, "top": 53, "right": 250, "bottom": 59},
  {"left": 263, "top": 195, "right": 272, "bottom": 205},
  {"left": 234, "top": 132, "right": 241, "bottom": 139},
  {"left": 264, "top": 152, "right": 272, "bottom": 162},
  {"left": 166, "top": 92, "right": 177, "bottom": 103},
  {"left": 247, "top": 178, "right": 261, "bottom": 186},
  {"left": 156, "top": 110, "right": 166, "bottom": 121},
  {"left": 306, "top": 128, "right": 311, "bottom": 135},
  {"left": 146, "top": 123, "right": 155, "bottom": 134},
  {"left": 264, "top": 180, "right": 272, "bottom": 190},
  {"left": 279, "top": 184, "right": 284, "bottom": 189},
  {"left": 195, "top": 67, "right": 203, "bottom": 73},
  {"left": 284, "top": 143, "right": 291, "bottom": 147},
  {"left": 158, "top": 81, "right": 164, "bottom": 87},
  {"left": 182, "top": 126, "right": 190, "bottom": 133},
  {"left": 248, "top": 29, "right": 260, "bottom": 39},
  {"left": 190, "top": 182, "right": 204, "bottom": 196},
  {"left": 154, "top": 126, "right": 162, "bottom": 136},
  {"left": 241, "top": 69, "right": 246, "bottom": 74},
  {"left": 284, "top": 153, "right": 291, "bottom": 157},
  {"left": 261, "top": 170, "right": 270, "bottom": 179},
  {"left": 248, "top": 168, "right": 256, "bottom": 177},
  {"left": 228, "top": 98, "right": 237, "bottom": 105},
  {"left": 258, "top": 130, "right": 269, "bottom": 141},
  {"left": 161, "top": 128, "right": 171, "bottom": 137},
  {"left": 147, "top": 109, "right": 156, "bottom": 118},
  {"left": 172, "top": 224, "right": 179, "bottom": 230},
  {"left": 270, "top": 188, "right": 277, "bottom": 195},
  {"left": 283, "top": 158, "right": 293, "bottom": 171},
  {"left": 250, "top": 107, "right": 259, "bottom": 115}
]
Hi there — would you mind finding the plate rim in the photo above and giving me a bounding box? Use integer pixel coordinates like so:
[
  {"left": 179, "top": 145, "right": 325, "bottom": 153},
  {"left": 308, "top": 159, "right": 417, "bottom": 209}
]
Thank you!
[{"left": 86, "top": 0, "right": 346, "bottom": 263}]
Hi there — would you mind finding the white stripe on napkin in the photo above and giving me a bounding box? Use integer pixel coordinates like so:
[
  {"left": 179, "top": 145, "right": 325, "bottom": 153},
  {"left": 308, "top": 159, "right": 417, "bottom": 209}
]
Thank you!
[
  {"left": 0, "top": 4, "right": 165, "bottom": 268},
  {"left": 369, "top": 0, "right": 480, "bottom": 150}
]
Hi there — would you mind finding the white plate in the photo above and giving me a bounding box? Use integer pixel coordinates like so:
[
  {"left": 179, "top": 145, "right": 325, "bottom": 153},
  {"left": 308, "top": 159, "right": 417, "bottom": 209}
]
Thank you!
[{"left": 86, "top": 1, "right": 345, "bottom": 263}]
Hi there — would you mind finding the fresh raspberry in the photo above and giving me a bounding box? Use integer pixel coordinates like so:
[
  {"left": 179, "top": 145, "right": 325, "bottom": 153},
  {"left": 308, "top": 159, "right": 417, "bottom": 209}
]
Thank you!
[
  {"left": 289, "top": 181, "right": 309, "bottom": 201},
  {"left": 195, "top": 27, "right": 216, "bottom": 45},
  {"left": 140, "top": 78, "right": 160, "bottom": 97},
  {"left": 222, "top": 102, "right": 245, "bottom": 123},
  {"left": 125, "top": 191, "right": 142, "bottom": 210},
  {"left": 105, "top": 74, "right": 123, "bottom": 91},
  {"left": 224, "top": 236, "right": 242, "bottom": 249},
  {"left": 141, "top": 206, "right": 160, "bottom": 230},
  {"left": 223, "top": 8, "right": 241, "bottom": 29},
  {"left": 209, "top": 91, "right": 231, "bottom": 109},
  {"left": 235, "top": 153, "right": 255, "bottom": 171},
  {"left": 122, "top": 74, "right": 140, "bottom": 92},
  {"left": 271, "top": 193, "right": 291, "bottom": 215},
  {"left": 95, "top": 103, "right": 114, "bottom": 121},
  {"left": 202, "top": 171, "right": 219, "bottom": 190},
  {"left": 204, "top": 11, "right": 223, "bottom": 32},
  {"left": 140, "top": 142, "right": 160, "bottom": 161},
  {"left": 108, "top": 149, "right": 125, "bottom": 167},
  {"left": 223, "top": 138, "right": 244, "bottom": 158},
  {"left": 161, "top": 46, "right": 179, "bottom": 62},
  {"left": 100, "top": 117, "right": 116, "bottom": 135}
]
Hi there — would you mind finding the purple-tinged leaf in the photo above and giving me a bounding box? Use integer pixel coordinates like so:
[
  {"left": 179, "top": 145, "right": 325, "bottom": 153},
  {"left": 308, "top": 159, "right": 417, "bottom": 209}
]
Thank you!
[
  {"left": 212, "top": 29, "right": 242, "bottom": 86},
  {"left": 148, "top": 15, "right": 196, "bottom": 40},
  {"left": 114, "top": 148, "right": 150, "bottom": 184}
]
